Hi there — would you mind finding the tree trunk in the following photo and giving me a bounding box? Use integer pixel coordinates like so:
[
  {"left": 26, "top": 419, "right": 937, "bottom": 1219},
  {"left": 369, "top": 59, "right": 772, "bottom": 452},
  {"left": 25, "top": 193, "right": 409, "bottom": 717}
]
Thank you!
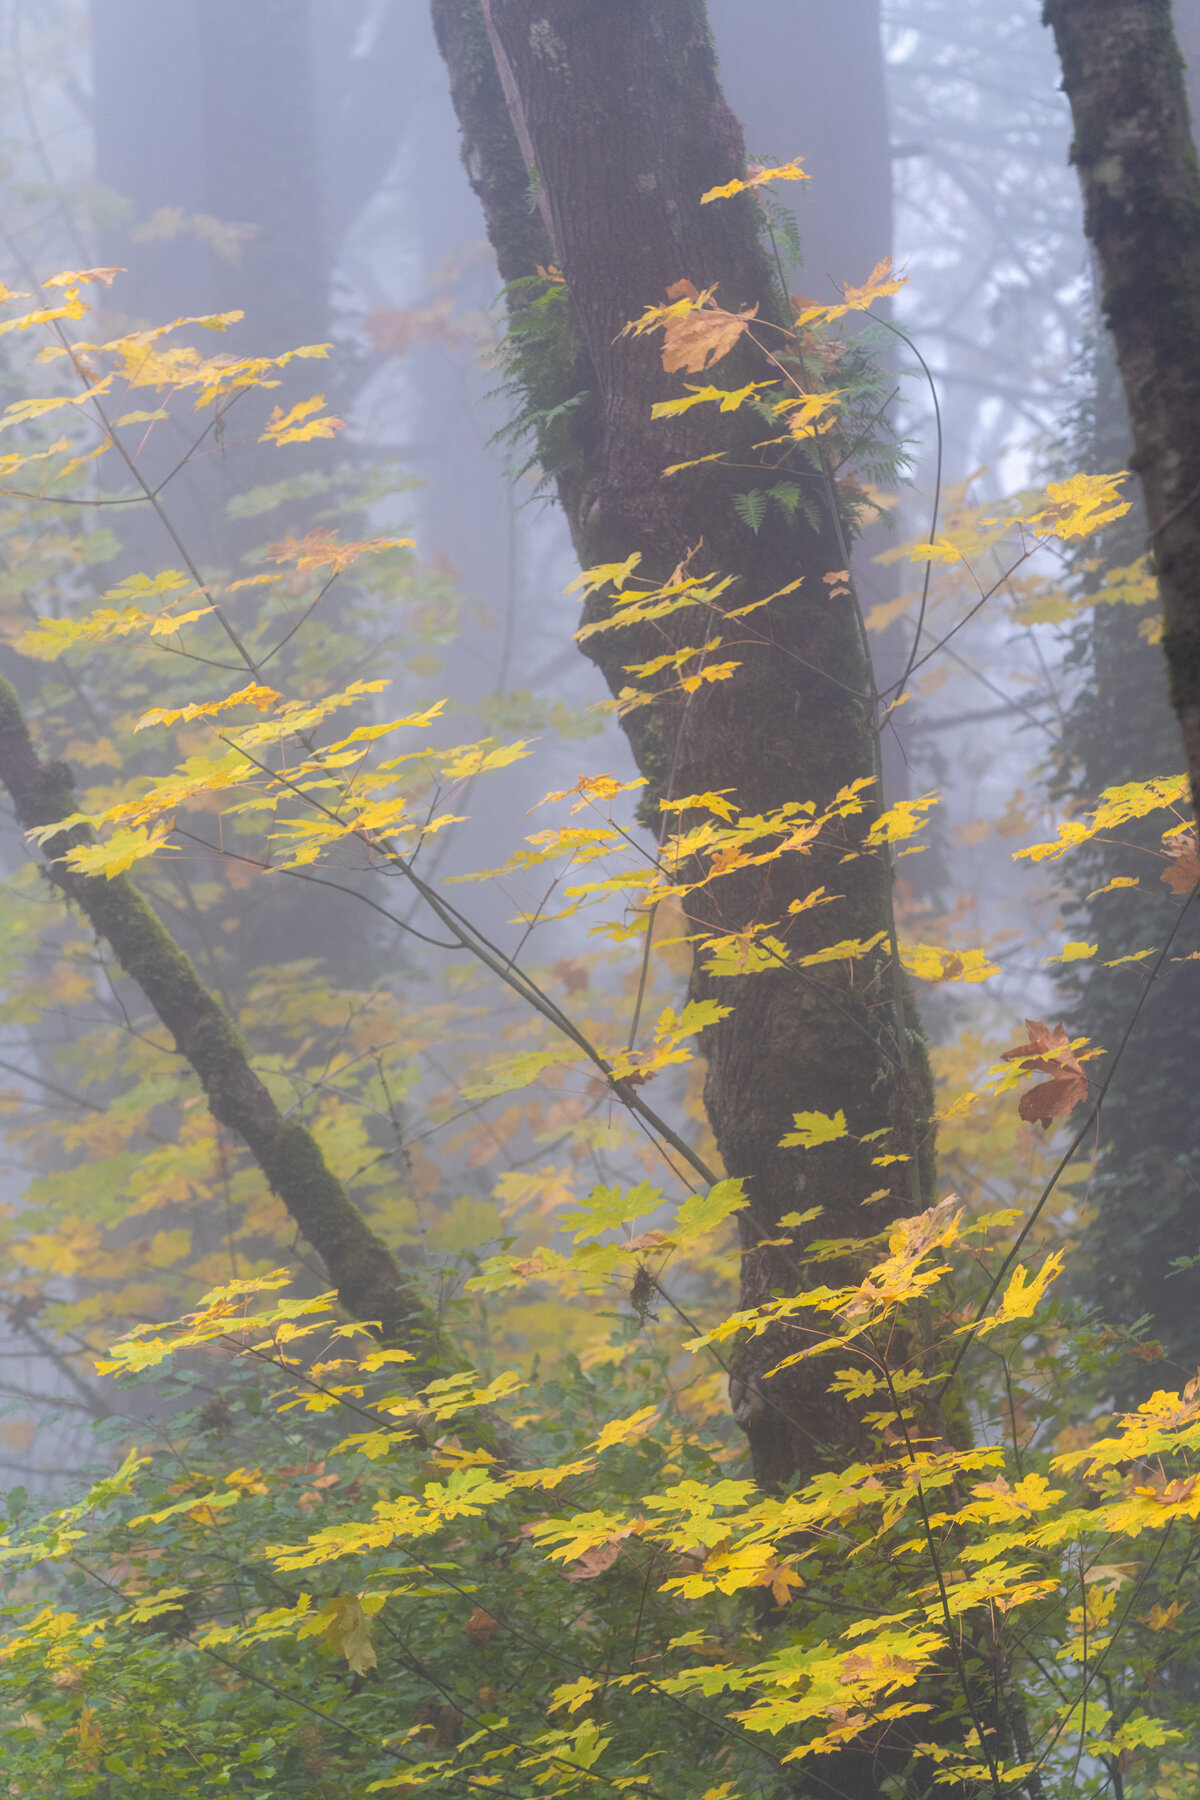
[
  {"left": 433, "top": 0, "right": 935, "bottom": 1493},
  {"left": 1172, "top": 0, "right": 1200, "bottom": 149},
  {"left": 1044, "top": 0, "right": 1200, "bottom": 819},
  {"left": 0, "top": 677, "right": 444, "bottom": 1360},
  {"left": 1052, "top": 331, "right": 1200, "bottom": 1390}
]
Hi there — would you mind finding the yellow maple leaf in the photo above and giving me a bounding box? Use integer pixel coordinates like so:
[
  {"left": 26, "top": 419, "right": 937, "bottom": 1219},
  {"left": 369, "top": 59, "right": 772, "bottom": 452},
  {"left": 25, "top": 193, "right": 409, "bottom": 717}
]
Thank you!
[
  {"left": 900, "top": 944, "right": 998, "bottom": 984},
  {"left": 779, "top": 1109, "right": 848, "bottom": 1149},
  {"left": 651, "top": 381, "right": 770, "bottom": 419},
  {"left": 318, "top": 1594, "right": 378, "bottom": 1676},
  {"left": 594, "top": 1406, "right": 660, "bottom": 1452},
  {"left": 259, "top": 393, "right": 346, "bottom": 446},
  {"left": 976, "top": 1251, "right": 1064, "bottom": 1334},
  {"left": 701, "top": 158, "right": 809, "bottom": 203},
  {"left": 62, "top": 824, "right": 175, "bottom": 880},
  {"left": 794, "top": 255, "right": 908, "bottom": 326},
  {"left": 135, "top": 683, "right": 282, "bottom": 731}
]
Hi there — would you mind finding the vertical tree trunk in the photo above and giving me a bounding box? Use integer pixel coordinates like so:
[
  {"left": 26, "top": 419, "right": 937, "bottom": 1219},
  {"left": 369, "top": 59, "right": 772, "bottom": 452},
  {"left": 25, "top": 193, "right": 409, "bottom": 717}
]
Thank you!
[
  {"left": 433, "top": 0, "right": 935, "bottom": 1495},
  {"left": 197, "top": 0, "right": 327, "bottom": 355},
  {"left": 1173, "top": 0, "right": 1200, "bottom": 142},
  {"left": 1044, "top": 0, "right": 1200, "bottom": 818},
  {"left": 92, "top": 0, "right": 327, "bottom": 351},
  {"left": 91, "top": 0, "right": 330, "bottom": 560},
  {"left": 1052, "top": 332, "right": 1200, "bottom": 1390},
  {"left": 709, "top": 0, "right": 892, "bottom": 297}
]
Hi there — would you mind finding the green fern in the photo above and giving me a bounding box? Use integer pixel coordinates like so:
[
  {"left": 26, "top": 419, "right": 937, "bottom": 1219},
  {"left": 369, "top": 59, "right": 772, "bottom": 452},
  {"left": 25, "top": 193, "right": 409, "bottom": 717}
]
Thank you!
[{"left": 732, "top": 488, "right": 768, "bottom": 533}]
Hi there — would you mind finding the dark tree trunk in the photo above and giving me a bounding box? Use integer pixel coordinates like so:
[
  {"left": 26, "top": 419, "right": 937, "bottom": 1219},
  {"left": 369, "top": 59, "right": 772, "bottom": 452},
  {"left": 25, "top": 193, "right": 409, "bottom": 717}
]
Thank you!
[
  {"left": 1052, "top": 324, "right": 1200, "bottom": 1390},
  {"left": 1044, "top": 0, "right": 1200, "bottom": 819},
  {"left": 433, "top": 0, "right": 935, "bottom": 1495}
]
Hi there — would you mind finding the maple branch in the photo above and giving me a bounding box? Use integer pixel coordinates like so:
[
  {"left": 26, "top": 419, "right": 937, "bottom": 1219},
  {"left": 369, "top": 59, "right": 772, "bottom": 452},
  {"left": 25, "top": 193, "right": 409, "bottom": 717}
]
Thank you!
[{"left": 0, "top": 674, "right": 447, "bottom": 1360}]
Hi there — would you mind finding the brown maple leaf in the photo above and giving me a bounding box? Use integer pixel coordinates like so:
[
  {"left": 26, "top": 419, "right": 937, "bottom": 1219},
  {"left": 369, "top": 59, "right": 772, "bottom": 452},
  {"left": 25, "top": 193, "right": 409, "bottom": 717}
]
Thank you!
[
  {"left": 552, "top": 957, "right": 589, "bottom": 996},
  {"left": 661, "top": 301, "right": 757, "bottom": 374},
  {"left": 1161, "top": 829, "right": 1200, "bottom": 894},
  {"left": 1001, "top": 1018, "right": 1089, "bottom": 1129},
  {"left": 562, "top": 1527, "right": 638, "bottom": 1581},
  {"left": 464, "top": 1605, "right": 502, "bottom": 1646}
]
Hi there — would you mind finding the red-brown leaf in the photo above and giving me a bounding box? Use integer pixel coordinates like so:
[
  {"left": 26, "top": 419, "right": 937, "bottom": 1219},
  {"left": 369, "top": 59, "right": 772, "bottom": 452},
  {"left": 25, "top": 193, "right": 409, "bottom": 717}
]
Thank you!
[
  {"left": 1001, "top": 1018, "right": 1070, "bottom": 1065},
  {"left": 464, "top": 1606, "right": 502, "bottom": 1646},
  {"left": 1003, "top": 1018, "right": 1089, "bottom": 1130},
  {"left": 561, "top": 1531, "right": 636, "bottom": 1581},
  {"left": 1018, "top": 1072, "right": 1089, "bottom": 1128},
  {"left": 1161, "top": 830, "right": 1200, "bottom": 894}
]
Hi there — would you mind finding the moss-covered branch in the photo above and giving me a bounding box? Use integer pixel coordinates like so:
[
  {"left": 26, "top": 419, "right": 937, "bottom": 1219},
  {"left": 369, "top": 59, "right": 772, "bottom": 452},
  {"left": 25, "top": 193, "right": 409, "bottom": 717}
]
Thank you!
[
  {"left": 0, "top": 675, "right": 444, "bottom": 1358},
  {"left": 1045, "top": 0, "right": 1200, "bottom": 816}
]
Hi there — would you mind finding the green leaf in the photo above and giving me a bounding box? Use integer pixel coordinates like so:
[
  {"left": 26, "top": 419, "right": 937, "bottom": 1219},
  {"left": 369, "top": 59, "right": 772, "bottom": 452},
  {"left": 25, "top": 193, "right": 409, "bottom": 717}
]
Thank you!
[
  {"left": 676, "top": 1177, "right": 746, "bottom": 1238},
  {"left": 560, "top": 1179, "right": 663, "bottom": 1242}
]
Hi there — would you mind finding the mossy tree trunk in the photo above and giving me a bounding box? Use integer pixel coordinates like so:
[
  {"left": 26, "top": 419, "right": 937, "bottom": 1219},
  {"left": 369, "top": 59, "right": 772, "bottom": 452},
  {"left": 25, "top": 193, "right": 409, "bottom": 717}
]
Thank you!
[
  {"left": 0, "top": 678, "right": 445, "bottom": 1360},
  {"left": 1045, "top": 0, "right": 1200, "bottom": 818},
  {"left": 1052, "top": 339, "right": 1200, "bottom": 1388},
  {"left": 433, "top": 0, "right": 935, "bottom": 1496}
]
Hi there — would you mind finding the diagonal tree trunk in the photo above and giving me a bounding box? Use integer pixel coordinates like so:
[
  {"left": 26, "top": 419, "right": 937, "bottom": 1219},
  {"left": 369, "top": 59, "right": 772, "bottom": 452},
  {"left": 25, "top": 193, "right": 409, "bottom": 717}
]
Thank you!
[
  {"left": 0, "top": 676, "right": 446, "bottom": 1360},
  {"left": 1044, "top": 0, "right": 1200, "bottom": 819},
  {"left": 433, "top": 0, "right": 935, "bottom": 1494}
]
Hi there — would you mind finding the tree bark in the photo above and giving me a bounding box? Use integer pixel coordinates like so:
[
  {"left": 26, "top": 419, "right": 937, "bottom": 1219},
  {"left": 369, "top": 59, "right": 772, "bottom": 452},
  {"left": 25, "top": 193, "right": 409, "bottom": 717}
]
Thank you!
[
  {"left": 0, "top": 677, "right": 444, "bottom": 1359},
  {"left": 432, "top": 0, "right": 935, "bottom": 1493},
  {"left": 1045, "top": 0, "right": 1200, "bottom": 819}
]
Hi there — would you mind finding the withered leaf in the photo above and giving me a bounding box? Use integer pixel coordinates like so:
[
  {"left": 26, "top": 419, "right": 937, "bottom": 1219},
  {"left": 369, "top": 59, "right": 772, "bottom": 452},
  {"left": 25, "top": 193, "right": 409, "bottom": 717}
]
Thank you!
[
  {"left": 1161, "top": 830, "right": 1200, "bottom": 894},
  {"left": 562, "top": 1528, "right": 636, "bottom": 1580},
  {"left": 322, "top": 1594, "right": 377, "bottom": 1677},
  {"left": 1001, "top": 1017, "right": 1071, "bottom": 1067},
  {"left": 661, "top": 305, "right": 756, "bottom": 375},
  {"left": 1018, "top": 1073, "right": 1088, "bottom": 1129},
  {"left": 464, "top": 1605, "right": 502, "bottom": 1646},
  {"left": 415, "top": 1700, "right": 463, "bottom": 1746},
  {"left": 1001, "top": 1018, "right": 1089, "bottom": 1130}
]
